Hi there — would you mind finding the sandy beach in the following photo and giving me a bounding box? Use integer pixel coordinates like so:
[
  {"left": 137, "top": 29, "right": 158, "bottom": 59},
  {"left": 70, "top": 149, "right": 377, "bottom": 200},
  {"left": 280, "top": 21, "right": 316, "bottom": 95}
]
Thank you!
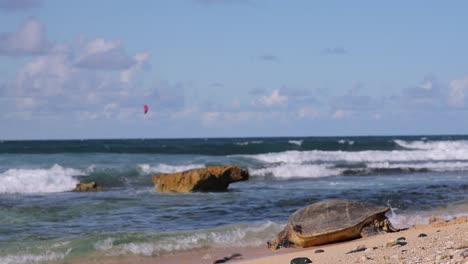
[
  {"left": 69, "top": 216, "right": 468, "bottom": 264},
  {"left": 233, "top": 216, "right": 468, "bottom": 264}
]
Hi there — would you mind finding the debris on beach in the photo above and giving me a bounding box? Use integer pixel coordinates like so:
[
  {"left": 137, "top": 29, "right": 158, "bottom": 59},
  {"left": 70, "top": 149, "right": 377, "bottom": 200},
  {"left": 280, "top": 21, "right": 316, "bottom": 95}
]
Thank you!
[
  {"left": 212, "top": 253, "right": 242, "bottom": 264},
  {"left": 346, "top": 244, "right": 367, "bottom": 254}
]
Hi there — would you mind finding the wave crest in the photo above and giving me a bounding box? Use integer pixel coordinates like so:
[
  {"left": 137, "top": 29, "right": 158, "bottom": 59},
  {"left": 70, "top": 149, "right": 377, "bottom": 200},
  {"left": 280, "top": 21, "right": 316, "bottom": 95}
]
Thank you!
[{"left": 0, "top": 164, "right": 81, "bottom": 194}]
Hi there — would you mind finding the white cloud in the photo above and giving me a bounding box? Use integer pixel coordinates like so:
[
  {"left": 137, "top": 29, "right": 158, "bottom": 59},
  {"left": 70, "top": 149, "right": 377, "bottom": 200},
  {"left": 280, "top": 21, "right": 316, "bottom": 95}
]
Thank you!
[
  {"left": 418, "top": 80, "right": 433, "bottom": 90},
  {"left": 120, "top": 51, "right": 151, "bottom": 83},
  {"left": 75, "top": 38, "right": 136, "bottom": 70},
  {"left": 201, "top": 111, "right": 261, "bottom": 127},
  {"left": 297, "top": 106, "right": 320, "bottom": 119},
  {"left": 332, "top": 109, "right": 352, "bottom": 119},
  {"left": 85, "top": 38, "right": 119, "bottom": 54},
  {"left": 448, "top": 75, "right": 468, "bottom": 108},
  {"left": 257, "top": 89, "right": 288, "bottom": 106},
  {"left": 2, "top": 31, "right": 154, "bottom": 122},
  {"left": 14, "top": 48, "right": 73, "bottom": 96},
  {"left": 0, "top": 17, "right": 51, "bottom": 56},
  {"left": 202, "top": 111, "right": 221, "bottom": 125}
]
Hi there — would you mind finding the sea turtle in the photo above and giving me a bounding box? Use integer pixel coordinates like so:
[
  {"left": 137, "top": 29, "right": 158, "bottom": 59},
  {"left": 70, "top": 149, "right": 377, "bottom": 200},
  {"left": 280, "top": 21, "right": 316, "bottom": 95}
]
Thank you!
[{"left": 267, "top": 200, "right": 399, "bottom": 249}]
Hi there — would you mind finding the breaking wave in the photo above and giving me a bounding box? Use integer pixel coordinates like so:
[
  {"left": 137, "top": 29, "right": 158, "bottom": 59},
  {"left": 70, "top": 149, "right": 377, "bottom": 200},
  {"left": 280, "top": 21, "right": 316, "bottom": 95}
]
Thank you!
[
  {"left": 138, "top": 163, "right": 205, "bottom": 174},
  {"left": 93, "top": 221, "right": 282, "bottom": 257},
  {"left": 244, "top": 139, "right": 468, "bottom": 178},
  {"left": 0, "top": 164, "right": 81, "bottom": 194}
]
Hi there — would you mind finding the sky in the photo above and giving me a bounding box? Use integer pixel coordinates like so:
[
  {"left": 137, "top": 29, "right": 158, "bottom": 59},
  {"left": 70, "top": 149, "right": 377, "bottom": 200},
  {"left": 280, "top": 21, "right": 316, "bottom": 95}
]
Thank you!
[{"left": 1, "top": 0, "right": 468, "bottom": 139}]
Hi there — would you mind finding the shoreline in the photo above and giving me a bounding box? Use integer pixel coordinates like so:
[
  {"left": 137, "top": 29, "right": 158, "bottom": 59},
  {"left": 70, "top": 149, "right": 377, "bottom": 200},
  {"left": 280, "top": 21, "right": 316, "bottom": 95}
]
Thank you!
[{"left": 65, "top": 216, "right": 468, "bottom": 264}]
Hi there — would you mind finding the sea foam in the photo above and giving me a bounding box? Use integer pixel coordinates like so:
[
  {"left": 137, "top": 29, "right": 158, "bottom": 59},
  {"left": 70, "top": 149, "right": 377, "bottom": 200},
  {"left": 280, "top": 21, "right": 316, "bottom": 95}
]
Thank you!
[
  {"left": 0, "top": 251, "right": 68, "bottom": 264},
  {"left": 0, "top": 164, "right": 81, "bottom": 194},
  {"left": 288, "top": 140, "right": 303, "bottom": 146},
  {"left": 244, "top": 139, "right": 468, "bottom": 178},
  {"left": 250, "top": 163, "right": 341, "bottom": 178},
  {"left": 138, "top": 163, "right": 205, "bottom": 174},
  {"left": 95, "top": 221, "right": 282, "bottom": 257}
]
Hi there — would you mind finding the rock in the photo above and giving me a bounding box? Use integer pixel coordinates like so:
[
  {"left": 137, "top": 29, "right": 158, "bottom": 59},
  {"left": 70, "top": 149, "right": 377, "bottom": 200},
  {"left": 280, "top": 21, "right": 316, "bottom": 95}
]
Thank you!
[
  {"left": 290, "top": 257, "right": 312, "bottom": 264},
  {"left": 314, "top": 249, "right": 324, "bottom": 254},
  {"left": 152, "top": 165, "right": 249, "bottom": 192},
  {"left": 461, "top": 249, "right": 468, "bottom": 258},
  {"left": 418, "top": 233, "right": 428, "bottom": 238},
  {"left": 72, "top": 181, "right": 103, "bottom": 192}
]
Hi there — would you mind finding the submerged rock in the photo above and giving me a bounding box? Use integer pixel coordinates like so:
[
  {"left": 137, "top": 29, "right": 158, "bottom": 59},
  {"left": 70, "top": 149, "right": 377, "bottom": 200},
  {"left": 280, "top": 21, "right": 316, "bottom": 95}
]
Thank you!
[
  {"left": 72, "top": 181, "right": 103, "bottom": 192},
  {"left": 152, "top": 165, "right": 249, "bottom": 192}
]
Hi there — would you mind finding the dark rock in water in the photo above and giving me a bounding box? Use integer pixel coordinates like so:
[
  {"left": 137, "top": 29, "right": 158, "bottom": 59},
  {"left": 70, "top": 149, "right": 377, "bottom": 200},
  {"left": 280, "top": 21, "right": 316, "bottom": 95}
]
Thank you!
[
  {"left": 213, "top": 253, "right": 242, "bottom": 264},
  {"left": 314, "top": 249, "right": 324, "bottom": 253},
  {"left": 152, "top": 165, "right": 249, "bottom": 192},
  {"left": 72, "top": 181, "right": 103, "bottom": 192},
  {"left": 418, "top": 233, "right": 428, "bottom": 238},
  {"left": 290, "top": 257, "right": 312, "bottom": 264}
]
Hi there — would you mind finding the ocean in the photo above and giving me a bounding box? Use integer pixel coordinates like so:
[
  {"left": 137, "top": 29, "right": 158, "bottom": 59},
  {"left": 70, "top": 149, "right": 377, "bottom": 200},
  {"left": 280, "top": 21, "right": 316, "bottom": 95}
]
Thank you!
[{"left": 0, "top": 136, "right": 467, "bottom": 263}]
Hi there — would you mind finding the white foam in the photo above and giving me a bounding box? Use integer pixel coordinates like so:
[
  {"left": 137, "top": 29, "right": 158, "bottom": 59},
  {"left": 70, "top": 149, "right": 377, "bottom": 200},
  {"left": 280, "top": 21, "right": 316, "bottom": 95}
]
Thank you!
[
  {"left": 249, "top": 145, "right": 468, "bottom": 164},
  {"left": 367, "top": 161, "right": 468, "bottom": 171},
  {"left": 0, "top": 164, "right": 81, "bottom": 194},
  {"left": 394, "top": 139, "right": 468, "bottom": 151},
  {"left": 241, "top": 139, "right": 468, "bottom": 178},
  {"left": 338, "top": 139, "right": 354, "bottom": 145},
  {"left": 95, "top": 238, "right": 114, "bottom": 251},
  {"left": 389, "top": 211, "right": 468, "bottom": 229},
  {"left": 100, "top": 221, "right": 282, "bottom": 256},
  {"left": 138, "top": 163, "right": 205, "bottom": 174},
  {"left": 235, "top": 141, "right": 263, "bottom": 146},
  {"left": 0, "top": 251, "right": 68, "bottom": 264},
  {"left": 288, "top": 140, "right": 303, "bottom": 146},
  {"left": 250, "top": 163, "right": 341, "bottom": 178}
]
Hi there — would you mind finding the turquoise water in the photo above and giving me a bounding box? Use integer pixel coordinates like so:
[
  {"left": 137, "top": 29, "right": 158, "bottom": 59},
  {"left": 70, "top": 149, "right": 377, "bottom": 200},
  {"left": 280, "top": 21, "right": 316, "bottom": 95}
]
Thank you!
[{"left": 0, "top": 136, "right": 468, "bottom": 263}]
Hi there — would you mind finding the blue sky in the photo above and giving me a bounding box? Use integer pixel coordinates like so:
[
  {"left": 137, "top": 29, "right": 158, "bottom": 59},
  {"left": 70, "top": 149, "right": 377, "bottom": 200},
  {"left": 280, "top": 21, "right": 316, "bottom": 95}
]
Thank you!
[{"left": 1, "top": 0, "right": 468, "bottom": 139}]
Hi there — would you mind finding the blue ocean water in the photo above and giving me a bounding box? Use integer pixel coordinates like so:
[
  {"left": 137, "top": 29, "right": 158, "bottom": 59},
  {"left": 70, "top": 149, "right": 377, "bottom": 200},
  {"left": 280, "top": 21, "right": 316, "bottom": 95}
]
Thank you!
[{"left": 0, "top": 136, "right": 468, "bottom": 263}]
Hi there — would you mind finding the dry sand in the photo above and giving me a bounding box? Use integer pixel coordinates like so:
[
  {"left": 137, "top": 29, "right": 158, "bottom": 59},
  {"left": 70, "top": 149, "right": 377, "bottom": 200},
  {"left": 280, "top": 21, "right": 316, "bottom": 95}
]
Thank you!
[{"left": 65, "top": 216, "right": 468, "bottom": 264}]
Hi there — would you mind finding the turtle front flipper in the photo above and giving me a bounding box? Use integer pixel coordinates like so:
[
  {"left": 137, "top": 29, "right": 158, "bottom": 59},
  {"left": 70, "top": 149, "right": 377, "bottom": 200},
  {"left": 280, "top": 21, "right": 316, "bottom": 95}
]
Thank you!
[
  {"left": 267, "top": 229, "right": 295, "bottom": 250},
  {"left": 381, "top": 218, "right": 399, "bottom": 232},
  {"left": 360, "top": 222, "right": 384, "bottom": 237},
  {"left": 360, "top": 218, "right": 399, "bottom": 237}
]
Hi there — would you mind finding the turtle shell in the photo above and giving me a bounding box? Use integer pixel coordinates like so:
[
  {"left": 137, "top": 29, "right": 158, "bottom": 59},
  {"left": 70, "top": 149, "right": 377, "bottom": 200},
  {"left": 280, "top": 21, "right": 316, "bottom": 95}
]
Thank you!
[{"left": 286, "top": 200, "right": 390, "bottom": 247}]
